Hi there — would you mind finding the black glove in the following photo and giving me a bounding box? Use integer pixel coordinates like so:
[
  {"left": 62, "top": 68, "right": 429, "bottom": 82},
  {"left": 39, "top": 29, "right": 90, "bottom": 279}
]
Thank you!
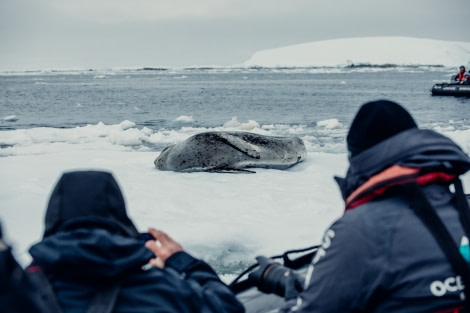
[{"left": 248, "top": 256, "right": 303, "bottom": 298}]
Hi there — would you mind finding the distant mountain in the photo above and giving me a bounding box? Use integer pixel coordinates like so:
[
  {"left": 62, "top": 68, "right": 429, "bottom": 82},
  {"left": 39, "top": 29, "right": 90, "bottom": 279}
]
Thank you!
[{"left": 243, "top": 37, "right": 470, "bottom": 68}]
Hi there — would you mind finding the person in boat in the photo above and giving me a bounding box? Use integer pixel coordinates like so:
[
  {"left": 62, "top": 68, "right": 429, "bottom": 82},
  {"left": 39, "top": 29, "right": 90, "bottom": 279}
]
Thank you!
[
  {"left": 454, "top": 65, "right": 468, "bottom": 84},
  {"left": 25, "top": 170, "right": 245, "bottom": 313},
  {"left": 276, "top": 100, "right": 470, "bottom": 312}
]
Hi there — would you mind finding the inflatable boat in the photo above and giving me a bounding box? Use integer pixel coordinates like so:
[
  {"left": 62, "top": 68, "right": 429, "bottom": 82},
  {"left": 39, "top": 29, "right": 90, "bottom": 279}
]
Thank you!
[
  {"left": 229, "top": 245, "right": 319, "bottom": 313},
  {"left": 431, "top": 83, "right": 470, "bottom": 97}
]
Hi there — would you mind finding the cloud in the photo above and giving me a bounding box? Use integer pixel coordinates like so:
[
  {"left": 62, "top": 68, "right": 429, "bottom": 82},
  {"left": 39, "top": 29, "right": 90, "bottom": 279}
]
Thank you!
[
  {"left": 41, "top": 0, "right": 308, "bottom": 23},
  {"left": 16, "top": 0, "right": 385, "bottom": 24}
]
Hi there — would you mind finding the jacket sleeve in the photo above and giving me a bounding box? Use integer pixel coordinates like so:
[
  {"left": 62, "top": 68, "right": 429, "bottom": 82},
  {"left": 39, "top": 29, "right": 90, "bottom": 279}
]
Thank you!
[
  {"left": 165, "top": 251, "right": 245, "bottom": 313},
  {"left": 280, "top": 218, "right": 385, "bottom": 313},
  {"left": 0, "top": 243, "right": 47, "bottom": 313}
]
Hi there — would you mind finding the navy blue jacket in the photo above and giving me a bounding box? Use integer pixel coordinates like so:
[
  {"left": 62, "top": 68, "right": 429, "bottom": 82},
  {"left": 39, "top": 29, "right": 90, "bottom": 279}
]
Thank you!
[
  {"left": 1, "top": 243, "right": 45, "bottom": 313},
  {"left": 28, "top": 221, "right": 244, "bottom": 313},
  {"left": 281, "top": 128, "right": 470, "bottom": 312}
]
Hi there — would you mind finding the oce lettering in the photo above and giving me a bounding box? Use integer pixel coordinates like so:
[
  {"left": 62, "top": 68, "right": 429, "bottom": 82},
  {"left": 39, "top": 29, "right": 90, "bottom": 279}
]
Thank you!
[
  {"left": 312, "top": 229, "right": 335, "bottom": 264},
  {"left": 430, "top": 276, "right": 465, "bottom": 297}
]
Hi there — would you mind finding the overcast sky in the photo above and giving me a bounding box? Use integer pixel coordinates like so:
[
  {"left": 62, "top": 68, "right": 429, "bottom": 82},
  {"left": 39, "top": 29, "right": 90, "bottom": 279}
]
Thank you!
[{"left": 1, "top": 0, "right": 469, "bottom": 70}]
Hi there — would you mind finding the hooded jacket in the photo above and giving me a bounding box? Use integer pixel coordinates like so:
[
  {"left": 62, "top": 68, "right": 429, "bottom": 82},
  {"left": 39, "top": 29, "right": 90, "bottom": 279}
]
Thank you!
[
  {"left": 27, "top": 171, "right": 244, "bottom": 313},
  {"left": 281, "top": 128, "right": 470, "bottom": 313}
]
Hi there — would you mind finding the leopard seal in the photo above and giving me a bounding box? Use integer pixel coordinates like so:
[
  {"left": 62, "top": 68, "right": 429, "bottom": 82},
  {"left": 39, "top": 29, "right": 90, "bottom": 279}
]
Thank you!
[{"left": 154, "top": 131, "right": 307, "bottom": 173}]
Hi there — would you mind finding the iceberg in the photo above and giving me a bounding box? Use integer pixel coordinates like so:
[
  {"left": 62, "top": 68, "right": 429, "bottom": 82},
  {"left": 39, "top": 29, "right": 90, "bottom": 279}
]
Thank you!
[{"left": 243, "top": 37, "right": 470, "bottom": 68}]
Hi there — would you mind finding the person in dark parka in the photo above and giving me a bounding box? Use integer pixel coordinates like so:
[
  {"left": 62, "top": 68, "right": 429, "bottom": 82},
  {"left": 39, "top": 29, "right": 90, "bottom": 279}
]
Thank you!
[
  {"left": 279, "top": 100, "right": 470, "bottom": 312},
  {"left": 0, "top": 222, "right": 46, "bottom": 313},
  {"left": 27, "top": 170, "right": 244, "bottom": 313}
]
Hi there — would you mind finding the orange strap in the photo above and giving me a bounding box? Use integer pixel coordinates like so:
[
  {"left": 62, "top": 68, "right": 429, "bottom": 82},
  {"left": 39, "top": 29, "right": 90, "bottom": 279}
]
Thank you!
[{"left": 345, "top": 165, "right": 455, "bottom": 210}]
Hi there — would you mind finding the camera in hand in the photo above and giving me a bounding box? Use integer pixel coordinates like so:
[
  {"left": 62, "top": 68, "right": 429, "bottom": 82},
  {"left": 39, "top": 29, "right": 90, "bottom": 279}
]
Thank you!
[{"left": 248, "top": 256, "right": 302, "bottom": 297}]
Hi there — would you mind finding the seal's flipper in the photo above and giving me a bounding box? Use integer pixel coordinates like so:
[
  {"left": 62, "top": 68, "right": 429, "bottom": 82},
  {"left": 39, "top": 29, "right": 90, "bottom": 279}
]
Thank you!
[
  {"left": 207, "top": 166, "right": 256, "bottom": 174},
  {"left": 218, "top": 133, "right": 261, "bottom": 159}
]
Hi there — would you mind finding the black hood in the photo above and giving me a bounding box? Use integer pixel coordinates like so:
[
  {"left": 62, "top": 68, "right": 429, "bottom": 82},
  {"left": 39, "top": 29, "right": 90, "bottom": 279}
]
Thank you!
[
  {"left": 336, "top": 128, "right": 470, "bottom": 201},
  {"left": 43, "top": 170, "right": 140, "bottom": 238},
  {"left": 30, "top": 226, "right": 153, "bottom": 281}
]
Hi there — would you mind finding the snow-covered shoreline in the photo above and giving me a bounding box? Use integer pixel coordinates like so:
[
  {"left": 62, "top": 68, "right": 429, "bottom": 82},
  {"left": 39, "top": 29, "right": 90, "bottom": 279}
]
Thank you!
[{"left": 243, "top": 37, "right": 470, "bottom": 68}]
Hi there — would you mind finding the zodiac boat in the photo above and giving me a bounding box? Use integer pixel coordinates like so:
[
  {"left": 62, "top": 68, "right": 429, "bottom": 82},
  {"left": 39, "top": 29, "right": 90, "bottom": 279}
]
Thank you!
[{"left": 431, "top": 83, "right": 470, "bottom": 97}]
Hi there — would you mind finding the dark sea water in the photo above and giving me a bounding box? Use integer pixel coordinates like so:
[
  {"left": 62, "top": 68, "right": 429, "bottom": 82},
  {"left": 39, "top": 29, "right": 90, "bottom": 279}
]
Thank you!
[{"left": 1, "top": 67, "right": 470, "bottom": 132}]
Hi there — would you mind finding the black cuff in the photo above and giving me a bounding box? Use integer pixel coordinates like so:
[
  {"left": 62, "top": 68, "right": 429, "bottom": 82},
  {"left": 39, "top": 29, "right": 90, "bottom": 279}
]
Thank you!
[{"left": 165, "top": 251, "right": 198, "bottom": 272}]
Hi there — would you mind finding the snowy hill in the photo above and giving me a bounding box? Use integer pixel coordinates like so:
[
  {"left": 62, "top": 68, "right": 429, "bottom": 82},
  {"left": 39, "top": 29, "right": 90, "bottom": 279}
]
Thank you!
[{"left": 243, "top": 37, "right": 470, "bottom": 68}]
